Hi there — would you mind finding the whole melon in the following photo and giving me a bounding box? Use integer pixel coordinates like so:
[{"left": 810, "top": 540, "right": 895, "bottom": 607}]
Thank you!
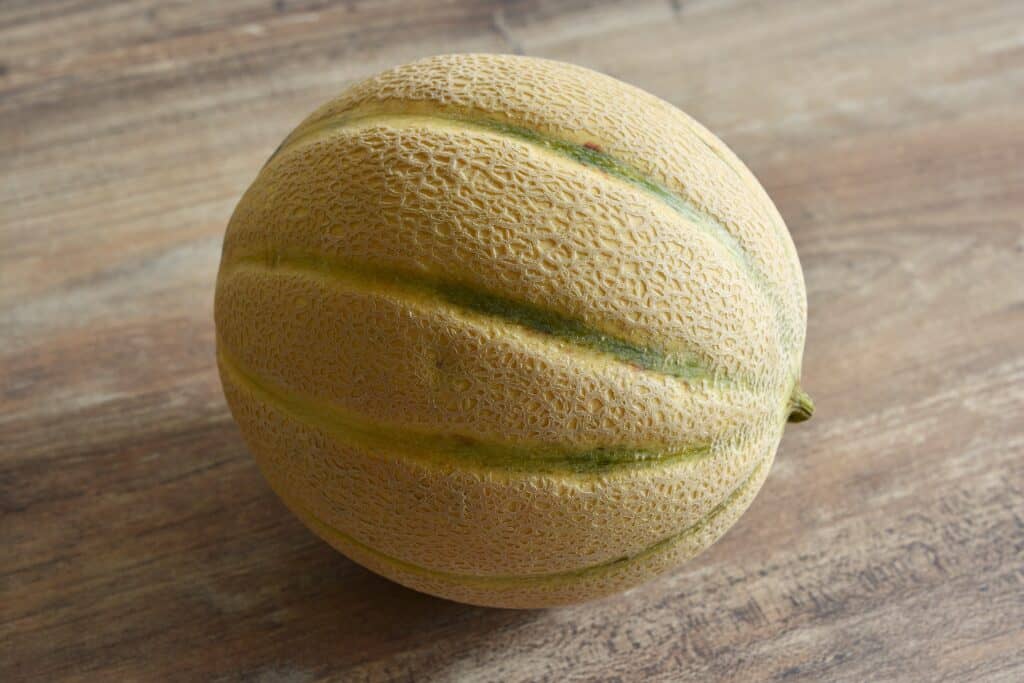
[{"left": 215, "top": 53, "right": 813, "bottom": 608}]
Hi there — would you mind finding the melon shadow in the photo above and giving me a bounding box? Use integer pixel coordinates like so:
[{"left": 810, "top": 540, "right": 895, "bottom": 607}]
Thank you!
[{"left": 179, "top": 415, "right": 541, "bottom": 676}]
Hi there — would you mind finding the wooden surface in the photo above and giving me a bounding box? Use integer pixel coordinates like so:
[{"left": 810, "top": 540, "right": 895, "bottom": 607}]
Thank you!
[{"left": 3, "top": 1, "right": 1023, "bottom": 680}]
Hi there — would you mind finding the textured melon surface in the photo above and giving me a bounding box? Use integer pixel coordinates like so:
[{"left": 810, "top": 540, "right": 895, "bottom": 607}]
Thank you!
[{"left": 215, "top": 53, "right": 813, "bottom": 608}]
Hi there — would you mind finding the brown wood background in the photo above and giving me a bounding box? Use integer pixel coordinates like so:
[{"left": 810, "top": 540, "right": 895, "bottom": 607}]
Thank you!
[{"left": 3, "top": 1, "right": 1023, "bottom": 681}]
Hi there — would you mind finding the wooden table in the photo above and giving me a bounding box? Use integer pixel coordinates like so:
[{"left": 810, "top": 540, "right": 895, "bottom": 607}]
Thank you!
[{"left": 3, "top": 1, "right": 1022, "bottom": 680}]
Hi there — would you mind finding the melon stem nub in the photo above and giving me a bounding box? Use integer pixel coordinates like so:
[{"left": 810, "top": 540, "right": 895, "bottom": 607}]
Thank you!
[{"left": 787, "top": 387, "right": 815, "bottom": 423}]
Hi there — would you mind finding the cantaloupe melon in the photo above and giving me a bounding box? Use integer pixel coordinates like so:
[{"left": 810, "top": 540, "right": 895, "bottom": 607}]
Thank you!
[{"left": 215, "top": 53, "right": 813, "bottom": 608}]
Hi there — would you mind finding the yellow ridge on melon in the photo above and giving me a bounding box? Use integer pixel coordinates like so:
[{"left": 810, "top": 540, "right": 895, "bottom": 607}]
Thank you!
[
  {"left": 275, "top": 449, "right": 775, "bottom": 608},
  {"left": 283, "top": 452, "right": 769, "bottom": 582},
  {"left": 217, "top": 345, "right": 716, "bottom": 475}
]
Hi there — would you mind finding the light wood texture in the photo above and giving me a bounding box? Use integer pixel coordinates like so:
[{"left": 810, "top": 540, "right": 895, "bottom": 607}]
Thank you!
[{"left": 2, "top": 1, "right": 1022, "bottom": 681}]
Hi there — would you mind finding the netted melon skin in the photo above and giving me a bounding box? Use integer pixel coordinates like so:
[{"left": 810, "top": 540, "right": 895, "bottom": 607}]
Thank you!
[
  {"left": 284, "top": 449, "right": 775, "bottom": 610},
  {"left": 215, "top": 54, "right": 810, "bottom": 608}
]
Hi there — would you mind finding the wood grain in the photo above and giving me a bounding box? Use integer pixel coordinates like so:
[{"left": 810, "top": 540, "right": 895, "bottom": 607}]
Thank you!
[{"left": 2, "top": 1, "right": 1023, "bottom": 681}]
